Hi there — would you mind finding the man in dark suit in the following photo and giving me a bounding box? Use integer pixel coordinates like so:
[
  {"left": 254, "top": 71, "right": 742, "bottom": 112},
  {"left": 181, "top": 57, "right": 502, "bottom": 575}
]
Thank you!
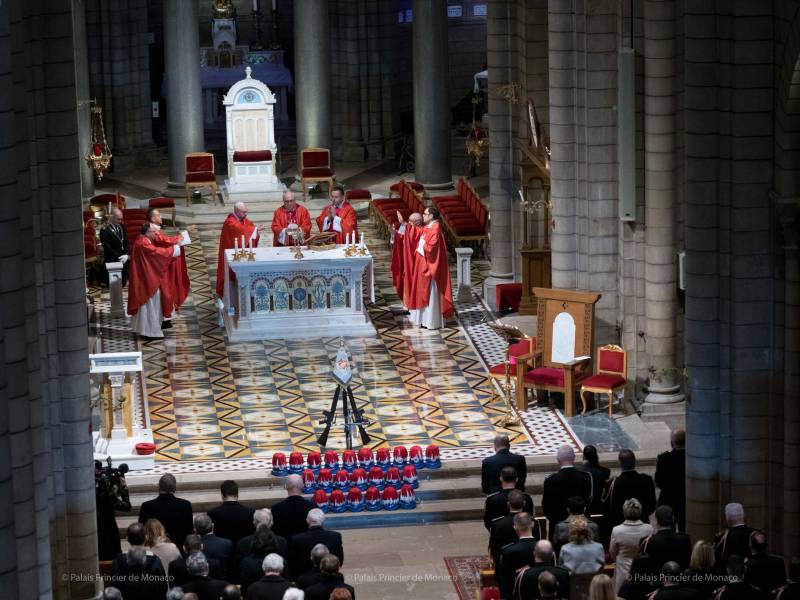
[
  {"left": 489, "top": 490, "right": 527, "bottom": 566},
  {"left": 111, "top": 522, "right": 166, "bottom": 578},
  {"left": 655, "top": 429, "right": 686, "bottom": 531},
  {"left": 513, "top": 540, "right": 570, "bottom": 600},
  {"left": 482, "top": 434, "right": 527, "bottom": 494},
  {"left": 244, "top": 553, "right": 292, "bottom": 600},
  {"left": 113, "top": 546, "right": 168, "bottom": 600},
  {"left": 236, "top": 508, "right": 274, "bottom": 565},
  {"left": 194, "top": 513, "right": 233, "bottom": 579},
  {"left": 715, "top": 555, "right": 769, "bottom": 600},
  {"left": 270, "top": 474, "right": 316, "bottom": 542},
  {"left": 181, "top": 552, "right": 230, "bottom": 600},
  {"left": 744, "top": 530, "right": 786, "bottom": 595},
  {"left": 138, "top": 473, "right": 193, "bottom": 552},
  {"left": 484, "top": 466, "right": 535, "bottom": 530},
  {"left": 498, "top": 512, "right": 539, "bottom": 599},
  {"left": 169, "top": 534, "right": 226, "bottom": 586},
  {"left": 289, "top": 508, "right": 344, "bottom": 580},
  {"left": 536, "top": 570, "right": 568, "bottom": 600},
  {"left": 643, "top": 505, "right": 692, "bottom": 573},
  {"left": 649, "top": 561, "right": 701, "bottom": 599},
  {"left": 99, "top": 207, "right": 130, "bottom": 286},
  {"left": 714, "top": 502, "right": 754, "bottom": 569},
  {"left": 208, "top": 480, "right": 255, "bottom": 549},
  {"left": 605, "top": 449, "right": 656, "bottom": 526},
  {"left": 296, "top": 543, "right": 329, "bottom": 590},
  {"left": 304, "top": 555, "right": 355, "bottom": 600},
  {"left": 541, "top": 445, "right": 593, "bottom": 537}
]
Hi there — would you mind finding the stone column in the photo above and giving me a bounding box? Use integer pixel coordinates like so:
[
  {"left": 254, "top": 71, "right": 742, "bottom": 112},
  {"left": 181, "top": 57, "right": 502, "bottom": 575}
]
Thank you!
[
  {"left": 294, "top": 0, "right": 332, "bottom": 173},
  {"left": 72, "top": 0, "right": 95, "bottom": 199},
  {"left": 411, "top": 0, "right": 451, "bottom": 189},
  {"left": 482, "top": 0, "right": 517, "bottom": 309},
  {"left": 643, "top": 0, "right": 683, "bottom": 404},
  {"left": 163, "top": 0, "right": 205, "bottom": 187}
]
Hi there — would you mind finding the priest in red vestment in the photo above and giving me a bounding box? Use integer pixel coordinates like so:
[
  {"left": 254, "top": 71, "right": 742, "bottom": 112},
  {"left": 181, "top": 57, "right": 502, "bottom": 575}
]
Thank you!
[
  {"left": 146, "top": 208, "right": 193, "bottom": 328},
  {"left": 390, "top": 212, "right": 423, "bottom": 310},
  {"left": 215, "top": 201, "right": 264, "bottom": 298},
  {"left": 315, "top": 184, "right": 358, "bottom": 244},
  {"left": 127, "top": 223, "right": 183, "bottom": 338},
  {"left": 398, "top": 207, "right": 454, "bottom": 329},
  {"left": 271, "top": 190, "right": 312, "bottom": 246}
]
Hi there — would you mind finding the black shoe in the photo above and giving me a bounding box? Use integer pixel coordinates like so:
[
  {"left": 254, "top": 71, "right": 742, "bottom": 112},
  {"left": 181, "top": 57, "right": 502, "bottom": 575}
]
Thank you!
[{"left": 161, "top": 320, "right": 172, "bottom": 329}]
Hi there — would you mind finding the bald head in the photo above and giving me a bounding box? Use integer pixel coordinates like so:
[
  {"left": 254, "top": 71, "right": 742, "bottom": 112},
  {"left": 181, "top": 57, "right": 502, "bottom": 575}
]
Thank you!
[
  {"left": 109, "top": 207, "right": 123, "bottom": 224},
  {"left": 282, "top": 190, "right": 297, "bottom": 211},
  {"left": 538, "top": 570, "right": 558, "bottom": 595},
  {"left": 534, "top": 539, "right": 554, "bottom": 564},
  {"left": 285, "top": 474, "right": 303, "bottom": 495},
  {"left": 556, "top": 444, "right": 575, "bottom": 466},
  {"left": 409, "top": 212, "right": 422, "bottom": 226}
]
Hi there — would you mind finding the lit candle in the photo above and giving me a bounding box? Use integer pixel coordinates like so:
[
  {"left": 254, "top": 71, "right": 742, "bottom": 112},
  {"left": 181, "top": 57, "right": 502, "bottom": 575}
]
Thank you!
[
  {"left": 241, "top": 235, "right": 245, "bottom": 250},
  {"left": 360, "top": 233, "right": 365, "bottom": 248},
  {"left": 252, "top": 0, "right": 260, "bottom": 11},
  {"left": 345, "top": 232, "right": 350, "bottom": 246},
  {"left": 234, "top": 237, "right": 239, "bottom": 254}
]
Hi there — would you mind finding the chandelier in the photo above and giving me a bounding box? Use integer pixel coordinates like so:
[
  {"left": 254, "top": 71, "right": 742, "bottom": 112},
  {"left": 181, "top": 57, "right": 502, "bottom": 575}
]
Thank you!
[{"left": 85, "top": 99, "right": 112, "bottom": 182}]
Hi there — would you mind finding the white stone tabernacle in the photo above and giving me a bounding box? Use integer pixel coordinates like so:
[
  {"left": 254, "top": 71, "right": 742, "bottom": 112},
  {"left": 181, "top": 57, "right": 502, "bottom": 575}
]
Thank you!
[{"left": 222, "top": 245, "right": 376, "bottom": 341}]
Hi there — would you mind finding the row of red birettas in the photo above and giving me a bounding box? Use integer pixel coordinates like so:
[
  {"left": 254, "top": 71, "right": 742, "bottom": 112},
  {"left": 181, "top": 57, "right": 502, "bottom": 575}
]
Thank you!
[{"left": 270, "top": 446, "right": 442, "bottom": 512}]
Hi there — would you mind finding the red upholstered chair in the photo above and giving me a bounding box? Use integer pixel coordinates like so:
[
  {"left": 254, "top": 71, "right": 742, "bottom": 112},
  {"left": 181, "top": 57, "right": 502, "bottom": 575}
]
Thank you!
[
  {"left": 579, "top": 344, "right": 628, "bottom": 416},
  {"left": 488, "top": 336, "right": 536, "bottom": 406},
  {"left": 148, "top": 197, "right": 176, "bottom": 226},
  {"left": 184, "top": 152, "right": 217, "bottom": 206},
  {"left": 300, "top": 148, "right": 334, "bottom": 199},
  {"left": 496, "top": 283, "right": 523, "bottom": 312},
  {"left": 389, "top": 180, "right": 424, "bottom": 198},
  {"left": 122, "top": 208, "right": 149, "bottom": 242},
  {"left": 479, "top": 588, "right": 500, "bottom": 600}
]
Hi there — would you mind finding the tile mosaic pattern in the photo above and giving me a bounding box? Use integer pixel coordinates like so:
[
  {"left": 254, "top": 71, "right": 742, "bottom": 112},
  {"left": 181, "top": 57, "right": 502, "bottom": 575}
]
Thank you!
[{"left": 93, "top": 211, "right": 580, "bottom": 468}]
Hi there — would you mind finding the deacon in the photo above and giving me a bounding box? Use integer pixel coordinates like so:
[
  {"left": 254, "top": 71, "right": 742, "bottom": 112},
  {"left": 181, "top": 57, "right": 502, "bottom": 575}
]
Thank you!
[
  {"left": 127, "top": 223, "right": 182, "bottom": 338},
  {"left": 215, "top": 202, "right": 264, "bottom": 298},
  {"left": 146, "top": 208, "right": 192, "bottom": 328},
  {"left": 99, "top": 207, "right": 130, "bottom": 286},
  {"left": 390, "top": 212, "right": 423, "bottom": 310},
  {"left": 315, "top": 184, "right": 358, "bottom": 244},
  {"left": 271, "top": 190, "right": 312, "bottom": 247},
  {"left": 397, "top": 207, "right": 454, "bottom": 329}
]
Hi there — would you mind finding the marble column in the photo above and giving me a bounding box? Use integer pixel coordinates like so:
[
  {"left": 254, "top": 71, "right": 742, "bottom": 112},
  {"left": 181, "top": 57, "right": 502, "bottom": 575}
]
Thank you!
[
  {"left": 411, "top": 0, "right": 451, "bottom": 189},
  {"left": 163, "top": 0, "right": 205, "bottom": 187},
  {"left": 294, "top": 0, "right": 332, "bottom": 173},
  {"left": 73, "top": 0, "right": 95, "bottom": 199},
  {"left": 643, "top": 0, "right": 683, "bottom": 404}
]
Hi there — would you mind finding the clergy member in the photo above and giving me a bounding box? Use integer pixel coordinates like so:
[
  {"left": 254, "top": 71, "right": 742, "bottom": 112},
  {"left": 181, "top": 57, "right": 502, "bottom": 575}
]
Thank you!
[
  {"left": 315, "top": 184, "right": 358, "bottom": 244},
  {"left": 390, "top": 212, "right": 423, "bottom": 310},
  {"left": 127, "top": 223, "right": 182, "bottom": 338},
  {"left": 271, "top": 190, "right": 312, "bottom": 246},
  {"left": 398, "top": 207, "right": 454, "bottom": 329},
  {"left": 146, "top": 208, "right": 192, "bottom": 328},
  {"left": 215, "top": 201, "right": 264, "bottom": 298}
]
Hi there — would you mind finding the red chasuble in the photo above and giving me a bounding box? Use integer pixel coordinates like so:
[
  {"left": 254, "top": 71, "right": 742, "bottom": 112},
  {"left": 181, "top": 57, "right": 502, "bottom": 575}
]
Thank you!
[
  {"left": 215, "top": 213, "right": 260, "bottom": 297},
  {"left": 315, "top": 202, "right": 358, "bottom": 244},
  {"left": 152, "top": 228, "right": 190, "bottom": 313},
  {"left": 271, "top": 204, "right": 312, "bottom": 246},
  {"left": 127, "top": 236, "right": 177, "bottom": 317},
  {"left": 411, "top": 221, "right": 454, "bottom": 318},
  {"left": 391, "top": 224, "right": 424, "bottom": 309}
]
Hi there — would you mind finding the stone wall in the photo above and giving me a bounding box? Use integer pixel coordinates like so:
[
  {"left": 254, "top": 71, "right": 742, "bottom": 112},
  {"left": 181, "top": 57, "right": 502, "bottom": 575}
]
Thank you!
[{"left": 0, "top": 1, "right": 97, "bottom": 599}]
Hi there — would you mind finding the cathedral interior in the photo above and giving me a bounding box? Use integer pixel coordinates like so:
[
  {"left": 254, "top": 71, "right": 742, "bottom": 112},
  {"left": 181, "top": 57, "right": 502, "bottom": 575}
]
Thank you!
[{"left": 1, "top": 0, "right": 799, "bottom": 598}]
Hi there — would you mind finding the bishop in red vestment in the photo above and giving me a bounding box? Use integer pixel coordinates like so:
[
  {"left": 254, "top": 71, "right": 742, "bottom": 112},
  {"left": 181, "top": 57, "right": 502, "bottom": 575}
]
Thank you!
[
  {"left": 127, "top": 223, "right": 183, "bottom": 338},
  {"left": 400, "top": 207, "right": 454, "bottom": 329},
  {"left": 146, "top": 208, "right": 192, "bottom": 323},
  {"left": 271, "top": 190, "right": 312, "bottom": 246},
  {"left": 315, "top": 185, "right": 358, "bottom": 244},
  {"left": 215, "top": 202, "right": 262, "bottom": 297},
  {"left": 390, "top": 212, "right": 423, "bottom": 310}
]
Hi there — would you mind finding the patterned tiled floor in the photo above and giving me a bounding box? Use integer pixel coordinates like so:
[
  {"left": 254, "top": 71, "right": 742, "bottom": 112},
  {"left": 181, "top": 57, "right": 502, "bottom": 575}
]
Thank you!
[{"left": 91, "top": 210, "right": 581, "bottom": 468}]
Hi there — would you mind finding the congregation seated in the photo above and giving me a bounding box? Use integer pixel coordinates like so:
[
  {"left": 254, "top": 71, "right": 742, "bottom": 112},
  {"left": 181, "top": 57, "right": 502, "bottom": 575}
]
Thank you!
[
  {"left": 138, "top": 473, "right": 194, "bottom": 554},
  {"left": 143, "top": 518, "right": 181, "bottom": 577},
  {"left": 641, "top": 506, "right": 692, "bottom": 573},
  {"left": 552, "top": 496, "right": 600, "bottom": 557},
  {"left": 558, "top": 516, "right": 605, "bottom": 575},
  {"left": 194, "top": 512, "right": 233, "bottom": 580},
  {"left": 609, "top": 498, "right": 653, "bottom": 592},
  {"left": 484, "top": 465, "right": 535, "bottom": 530},
  {"left": 304, "top": 555, "right": 355, "bottom": 600},
  {"left": 513, "top": 540, "right": 570, "bottom": 600},
  {"left": 481, "top": 434, "right": 527, "bottom": 494},
  {"left": 239, "top": 524, "right": 289, "bottom": 594},
  {"left": 208, "top": 479, "right": 256, "bottom": 550},
  {"left": 271, "top": 474, "right": 317, "bottom": 542},
  {"left": 181, "top": 552, "right": 230, "bottom": 600},
  {"left": 296, "top": 543, "right": 329, "bottom": 590},
  {"left": 289, "top": 508, "right": 344, "bottom": 581},
  {"left": 169, "top": 534, "right": 226, "bottom": 587},
  {"left": 244, "top": 553, "right": 292, "bottom": 600}
]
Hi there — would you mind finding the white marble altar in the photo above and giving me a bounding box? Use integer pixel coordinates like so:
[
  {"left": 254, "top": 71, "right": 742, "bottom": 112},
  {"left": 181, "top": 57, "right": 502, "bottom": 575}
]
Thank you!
[{"left": 222, "top": 245, "right": 376, "bottom": 341}]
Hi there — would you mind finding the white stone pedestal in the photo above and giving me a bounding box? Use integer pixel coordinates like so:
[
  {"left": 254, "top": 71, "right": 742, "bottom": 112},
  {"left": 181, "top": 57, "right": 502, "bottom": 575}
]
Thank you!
[
  {"left": 106, "top": 261, "right": 125, "bottom": 317},
  {"left": 455, "top": 247, "right": 474, "bottom": 303},
  {"left": 93, "top": 429, "right": 155, "bottom": 471}
]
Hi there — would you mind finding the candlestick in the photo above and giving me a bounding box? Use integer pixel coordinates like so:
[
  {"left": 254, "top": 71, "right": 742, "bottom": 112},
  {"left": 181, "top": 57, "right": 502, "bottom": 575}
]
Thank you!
[
  {"left": 234, "top": 238, "right": 239, "bottom": 260},
  {"left": 241, "top": 235, "right": 245, "bottom": 250},
  {"left": 252, "top": 0, "right": 260, "bottom": 10},
  {"left": 360, "top": 233, "right": 365, "bottom": 248}
]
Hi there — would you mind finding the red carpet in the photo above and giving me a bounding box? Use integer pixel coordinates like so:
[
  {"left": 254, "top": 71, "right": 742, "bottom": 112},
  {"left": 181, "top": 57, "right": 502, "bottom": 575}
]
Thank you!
[{"left": 444, "top": 554, "right": 492, "bottom": 600}]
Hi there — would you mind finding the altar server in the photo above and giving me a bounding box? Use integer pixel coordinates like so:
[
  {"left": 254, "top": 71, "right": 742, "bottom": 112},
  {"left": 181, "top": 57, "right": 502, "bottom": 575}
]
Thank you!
[
  {"left": 215, "top": 202, "right": 263, "bottom": 298},
  {"left": 397, "top": 207, "right": 454, "bottom": 329},
  {"left": 128, "top": 223, "right": 183, "bottom": 338},
  {"left": 146, "top": 208, "right": 192, "bottom": 326},
  {"left": 272, "top": 190, "right": 312, "bottom": 247},
  {"left": 315, "top": 184, "right": 358, "bottom": 244},
  {"left": 390, "top": 212, "right": 423, "bottom": 310}
]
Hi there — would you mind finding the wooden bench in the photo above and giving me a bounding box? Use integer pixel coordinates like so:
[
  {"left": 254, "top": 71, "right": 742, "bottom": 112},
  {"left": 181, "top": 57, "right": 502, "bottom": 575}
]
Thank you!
[
  {"left": 430, "top": 177, "right": 489, "bottom": 255},
  {"left": 371, "top": 180, "right": 426, "bottom": 239}
]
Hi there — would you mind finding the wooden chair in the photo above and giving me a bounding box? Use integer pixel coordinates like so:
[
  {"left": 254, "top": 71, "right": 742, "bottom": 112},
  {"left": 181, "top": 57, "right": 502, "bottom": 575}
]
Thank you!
[
  {"left": 300, "top": 148, "right": 334, "bottom": 199},
  {"left": 147, "top": 197, "right": 176, "bottom": 226},
  {"left": 579, "top": 344, "right": 627, "bottom": 416},
  {"left": 488, "top": 336, "right": 536, "bottom": 409},
  {"left": 184, "top": 152, "right": 217, "bottom": 206}
]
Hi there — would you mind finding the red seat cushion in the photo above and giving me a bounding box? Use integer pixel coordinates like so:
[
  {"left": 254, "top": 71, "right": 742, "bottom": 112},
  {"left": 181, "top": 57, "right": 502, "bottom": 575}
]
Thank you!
[
  {"left": 233, "top": 150, "right": 272, "bottom": 162},
  {"left": 302, "top": 150, "right": 330, "bottom": 168},
  {"left": 496, "top": 283, "right": 523, "bottom": 312},
  {"left": 582, "top": 373, "right": 626, "bottom": 389},
  {"left": 346, "top": 189, "right": 372, "bottom": 200},
  {"left": 301, "top": 167, "right": 334, "bottom": 177},
  {"left": 481, "top": 588, "right": 500, "bottom": 600},
  {"left": 524, "top": 367, "right": 565, "bottom": 388},
  {"left": 148, "top": 197, "right": 175, "bottom": 209},
  {"left": 185, "top": 171, "right": 216, "bottom": 183},
  {"left": 431, "top": 194, "right": 459, "bottom": 203},
  {"left": 599, "top": 349, "right": 625, "bottom": 373}
]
